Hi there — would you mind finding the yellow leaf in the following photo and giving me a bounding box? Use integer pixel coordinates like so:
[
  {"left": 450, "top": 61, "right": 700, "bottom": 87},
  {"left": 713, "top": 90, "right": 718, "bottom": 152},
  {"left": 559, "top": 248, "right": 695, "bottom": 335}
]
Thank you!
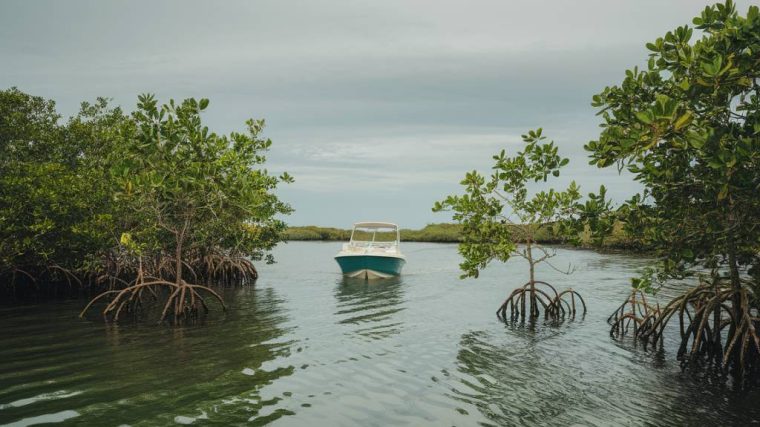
[
  {"left": 717, "top": 185, "right": 728, "bottom": 201},
  {"left": 673, "top": 111, "right": 693, "bottom": 131},
  {"left": 120, "top": 232, "right": 132, "bottom": 246}
]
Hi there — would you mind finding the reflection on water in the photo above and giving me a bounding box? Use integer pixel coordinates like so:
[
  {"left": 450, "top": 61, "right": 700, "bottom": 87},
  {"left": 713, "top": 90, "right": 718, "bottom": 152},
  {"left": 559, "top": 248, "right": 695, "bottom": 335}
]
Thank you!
[
  {"left": 449, "top": 327, "right": 744, "bottom": 426},
  {"left": 0, "top": 286, "right": 296, "bottom": 426},
  {"left": 449, "top": 329, "right": 611, "bottom": 425},
  {"left": 1, "top": 242, "right": 760, "bottom": 426},
  {"left": 334, "top": 277, "right": 405, "bottom": 341}
]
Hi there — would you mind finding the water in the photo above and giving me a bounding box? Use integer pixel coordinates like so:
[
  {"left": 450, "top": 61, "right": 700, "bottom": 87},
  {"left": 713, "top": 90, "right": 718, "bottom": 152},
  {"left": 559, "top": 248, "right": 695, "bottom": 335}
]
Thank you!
[{"left": 1, "top": 242, "right": 759, "bottom": 426}]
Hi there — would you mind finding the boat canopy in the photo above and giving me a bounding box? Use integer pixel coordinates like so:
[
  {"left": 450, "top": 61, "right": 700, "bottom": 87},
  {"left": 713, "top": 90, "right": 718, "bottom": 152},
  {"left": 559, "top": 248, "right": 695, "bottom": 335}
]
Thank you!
[
  {"left": 349, "top": 221, "right": 400, "bottom": 245},
  {"left": 353, "top": 222, "right": 398, "bottom": 230}
]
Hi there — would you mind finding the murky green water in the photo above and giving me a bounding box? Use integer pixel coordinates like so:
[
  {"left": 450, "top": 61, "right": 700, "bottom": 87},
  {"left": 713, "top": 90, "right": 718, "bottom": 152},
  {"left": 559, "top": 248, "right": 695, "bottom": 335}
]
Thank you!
[{"left": 1, "top": 242, "right": 759, "bottom": 426}]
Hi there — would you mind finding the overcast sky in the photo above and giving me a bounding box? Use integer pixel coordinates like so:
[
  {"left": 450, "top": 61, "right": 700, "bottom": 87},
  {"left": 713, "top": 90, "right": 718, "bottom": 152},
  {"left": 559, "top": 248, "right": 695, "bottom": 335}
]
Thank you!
[{"left": 1, "top": 1, "right": 748, "bottom": 228}]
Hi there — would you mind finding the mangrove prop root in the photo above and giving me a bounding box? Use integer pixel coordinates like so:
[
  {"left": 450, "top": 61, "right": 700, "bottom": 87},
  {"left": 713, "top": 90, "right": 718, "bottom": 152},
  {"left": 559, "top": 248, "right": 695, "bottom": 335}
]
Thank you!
[
  {"left": 80, "top": 257, "right": 228, "bottom": 323},
  {"left": 608, "top": 280, "right": 760, "bottom": 382},
  {"left": 45, "top": 265, "right": 82, "bottom": 289},
  {"left": 607, "top": 289, "right": 661, "bottom": 340},
  {"left": 496, "top": 281, "right": 586, "bottom": 322},
  {"left": 196, "top": 254, "right": 258, "bottom": 286},
  {"left": 81, "top": 279, "right": 226, "bottom": 323}
]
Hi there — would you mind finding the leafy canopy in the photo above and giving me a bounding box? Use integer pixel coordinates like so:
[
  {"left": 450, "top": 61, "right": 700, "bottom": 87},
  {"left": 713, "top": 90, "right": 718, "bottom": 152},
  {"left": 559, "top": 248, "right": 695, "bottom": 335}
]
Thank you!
[
  {"left": 433, "top": 129, "right": 586, "bottom": 278},
  {"left": 586, "top": 0, "right": 760, "bottom": 291},
  {"left": 113, "top": 94, "right": 293, "bottom": 264}
]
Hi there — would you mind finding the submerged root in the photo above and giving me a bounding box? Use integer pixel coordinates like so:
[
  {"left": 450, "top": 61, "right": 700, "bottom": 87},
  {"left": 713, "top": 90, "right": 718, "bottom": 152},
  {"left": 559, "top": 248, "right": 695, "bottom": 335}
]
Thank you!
[
  {"left": 196, "top": 253, "right": 258, "bottom": 286},
  {"left": 608, "top": 289, "right": 661, "bottom": 340},
  {"left": 496, "top": 281, "right": 586, "bottom": 322},
  {"left": 2, "top": 265, "right": 85, "bottom": 297},
  {"left": 43, "top": 265, "right": 82, "bottom": 289},
  {"left": 80, "top": 260, "right": 227, "bottom": 324},
  {"left": 81, "top": 279, "right": 226, "bottom": 323},
  {"left": 610, "top": 278, "right": 760, "bottom": 383},
  {"left": 80, "top": 250, "right": 253, "bottom": 323}
]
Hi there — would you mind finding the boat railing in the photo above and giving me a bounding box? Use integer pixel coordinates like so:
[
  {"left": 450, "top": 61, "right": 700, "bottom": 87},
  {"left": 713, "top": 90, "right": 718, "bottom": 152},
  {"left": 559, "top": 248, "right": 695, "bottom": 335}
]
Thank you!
[
  {"left": 343, "top": 240, "right": 399, "bottom": 253},
  {"left": 344, "top": 222, "right": 402, "bottom": 254}
]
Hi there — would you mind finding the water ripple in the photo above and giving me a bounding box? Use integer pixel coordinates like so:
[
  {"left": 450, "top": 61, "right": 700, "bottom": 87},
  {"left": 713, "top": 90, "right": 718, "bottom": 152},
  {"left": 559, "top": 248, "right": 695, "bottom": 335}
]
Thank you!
[{"left": 1, "top": 243, "right": 759, "bottom": 425}]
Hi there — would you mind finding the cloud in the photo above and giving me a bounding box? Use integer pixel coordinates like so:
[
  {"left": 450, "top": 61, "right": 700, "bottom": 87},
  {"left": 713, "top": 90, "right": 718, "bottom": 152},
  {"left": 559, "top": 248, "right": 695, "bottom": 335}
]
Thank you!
[
  {"left": 272, "top": 131, "right": 520, "bottom": 192},
  {"left": 0, "top": 0, "right": 739, "bottom": 226}
]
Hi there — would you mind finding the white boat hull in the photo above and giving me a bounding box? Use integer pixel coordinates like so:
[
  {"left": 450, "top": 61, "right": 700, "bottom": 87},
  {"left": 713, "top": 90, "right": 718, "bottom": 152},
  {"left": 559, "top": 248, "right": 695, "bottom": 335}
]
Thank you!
[{"left": 344, "top": 269, "right": 395, "bottom": 279}]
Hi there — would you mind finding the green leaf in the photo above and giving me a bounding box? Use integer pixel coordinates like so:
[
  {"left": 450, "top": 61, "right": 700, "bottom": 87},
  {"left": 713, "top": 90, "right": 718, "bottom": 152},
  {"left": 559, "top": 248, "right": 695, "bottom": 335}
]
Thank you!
[{"left": 635, "top": 111, "right": 653, "bottom": 124}]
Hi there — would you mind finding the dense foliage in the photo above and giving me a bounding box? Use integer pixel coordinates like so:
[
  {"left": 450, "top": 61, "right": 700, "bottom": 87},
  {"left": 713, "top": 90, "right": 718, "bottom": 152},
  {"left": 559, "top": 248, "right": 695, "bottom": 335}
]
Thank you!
[
  {"left": 591, "top": 1, "right": 760, "bottom": 383},
  {"left": 0, "top": 88, "right": 292, "bottom": 317},
  {"left": 112, "top": 95, "right": 292, "bottom": 278},
  {"left": 0, "top": 90, "right": 127, "bottom": 290},
  {"left": 589, "top": 1, "right": 760, "bottom": 291}
]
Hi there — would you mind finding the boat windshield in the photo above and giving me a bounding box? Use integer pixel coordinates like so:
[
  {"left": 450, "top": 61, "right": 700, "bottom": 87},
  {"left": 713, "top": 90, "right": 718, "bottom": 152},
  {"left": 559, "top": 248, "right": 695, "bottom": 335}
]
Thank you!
[{"left": 348, "top": 223, "right": 400, "bottom": 248}]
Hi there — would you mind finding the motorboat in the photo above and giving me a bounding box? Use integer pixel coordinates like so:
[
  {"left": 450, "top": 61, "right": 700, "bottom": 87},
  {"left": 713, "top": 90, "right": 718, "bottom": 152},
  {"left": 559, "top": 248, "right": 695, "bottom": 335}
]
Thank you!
[{"left": 334, "top": 222, "right": 406, "bottom": 279}]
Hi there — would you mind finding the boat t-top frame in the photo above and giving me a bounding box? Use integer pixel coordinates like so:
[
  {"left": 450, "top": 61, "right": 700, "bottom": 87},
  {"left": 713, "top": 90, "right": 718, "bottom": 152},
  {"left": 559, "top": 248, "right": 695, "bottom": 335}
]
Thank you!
[{"left": 348, "top": 222, "right": 400, "bottom": 249}]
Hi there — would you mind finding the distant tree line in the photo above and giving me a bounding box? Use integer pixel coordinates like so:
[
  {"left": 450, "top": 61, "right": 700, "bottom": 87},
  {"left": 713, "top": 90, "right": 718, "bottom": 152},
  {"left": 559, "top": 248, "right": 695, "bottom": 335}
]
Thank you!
[{"left": 284, "top": 222, "right": 638, "bottom": 248}]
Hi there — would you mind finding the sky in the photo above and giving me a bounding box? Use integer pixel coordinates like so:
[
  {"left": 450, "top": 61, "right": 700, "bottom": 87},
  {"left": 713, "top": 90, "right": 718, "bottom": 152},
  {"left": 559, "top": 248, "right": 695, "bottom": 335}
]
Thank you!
[{"left": 0, "top": 0, "right": 749, "bottom": 228}]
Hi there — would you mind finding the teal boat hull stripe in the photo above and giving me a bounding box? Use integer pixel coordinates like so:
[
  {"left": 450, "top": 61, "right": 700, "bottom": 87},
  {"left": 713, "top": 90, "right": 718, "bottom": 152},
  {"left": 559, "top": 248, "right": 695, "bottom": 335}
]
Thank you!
[{"left": 334, "top": 255, "right": 405, "bottom": 277}]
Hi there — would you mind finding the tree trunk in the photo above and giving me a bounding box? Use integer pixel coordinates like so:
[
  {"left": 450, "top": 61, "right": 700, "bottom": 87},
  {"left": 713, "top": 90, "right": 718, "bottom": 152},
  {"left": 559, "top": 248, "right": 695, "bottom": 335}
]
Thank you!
[
  {"left": 527, "top": 239, "right": 537, "bottom": 318},
  {"left": 175, "top": 216, "right": 190, "bottom": 287},
  {"left": 173, "top": 217, "right": 190, "bottom": 323},
  {"left": 726, "top": 209, "right": 742, "bottom": 369},
  {"left": 175, "top": 239, "right": 183, "bottom": 285},
  {"left": 712, "top": 273, "right": 722, "bottom": 364}
]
